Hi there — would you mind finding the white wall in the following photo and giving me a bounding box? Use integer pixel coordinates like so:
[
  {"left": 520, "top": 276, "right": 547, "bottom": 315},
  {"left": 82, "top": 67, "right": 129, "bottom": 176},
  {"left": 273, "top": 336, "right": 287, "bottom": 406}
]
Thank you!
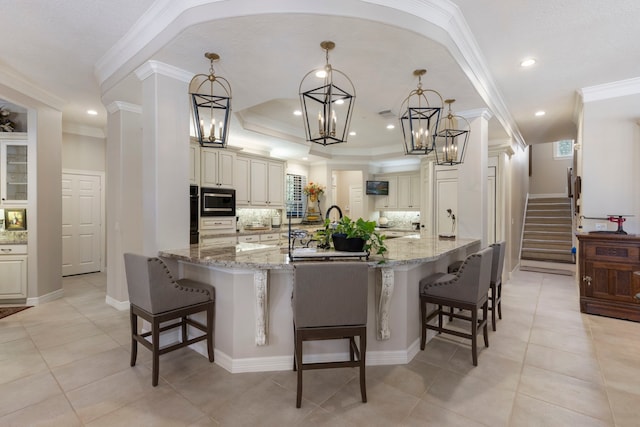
[
  {"left": 62, "top": 132, "right": 106, "bottom": 172},
  {"left": 529, "top": 142, "right": 572, "bottom": 196},
  {"left": 580, "top": 95, "right": 640, "bottom": 234}
]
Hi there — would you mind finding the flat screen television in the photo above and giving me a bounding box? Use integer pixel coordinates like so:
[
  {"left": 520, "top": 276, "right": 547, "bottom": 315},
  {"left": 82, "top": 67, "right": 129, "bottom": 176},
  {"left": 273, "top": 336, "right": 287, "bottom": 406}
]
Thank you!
[{"left": 366, "top": 180, "right": 389, "bottom": 195}]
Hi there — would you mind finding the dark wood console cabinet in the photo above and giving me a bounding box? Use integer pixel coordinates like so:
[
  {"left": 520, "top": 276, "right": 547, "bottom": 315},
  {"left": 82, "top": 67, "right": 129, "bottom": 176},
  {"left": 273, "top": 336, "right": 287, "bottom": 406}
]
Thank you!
[{"left": 577, "top": 233, "right": 640, "bottom": 322}]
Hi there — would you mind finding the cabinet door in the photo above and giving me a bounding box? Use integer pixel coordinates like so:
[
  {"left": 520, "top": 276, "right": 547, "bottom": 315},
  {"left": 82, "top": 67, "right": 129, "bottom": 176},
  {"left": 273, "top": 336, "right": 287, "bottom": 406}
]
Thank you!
[
  {"left": 1, "top": 141, "right": 28, "bottom": 204},
  {"left": 200, "top": 149, "right": 235, "bottom": 187},
  {"left": 409, "top": 174, "right": 421, "bottom": 208},
  {"left": 375, "top": 176, "right": 398, "bottom": 209},
  {"left": 583, "top": 260, "right": 640, "bottom": 303},
  {"left": 200, "top": 148, "right": 219, "bottom": 187},
  {"left": 397, "top": 175, "right": 411, "bottom": 208},
  {"left": 234, "top": 156, "right": 250, "bottom": 206},
  {"left": 189, "top": 143, "right": 200, "bottom": 186},
  {"left": 267, "top": 161, "right": 284, "bottom": 207},
  {"left": 0, "top": 255, "right": 27, "bottom": 299},
  {"left": 218, "top": 151, "right": 235, "bottom": 187},
  {"left": 250, "top": 159, "right": 268, "bottom": 206}
]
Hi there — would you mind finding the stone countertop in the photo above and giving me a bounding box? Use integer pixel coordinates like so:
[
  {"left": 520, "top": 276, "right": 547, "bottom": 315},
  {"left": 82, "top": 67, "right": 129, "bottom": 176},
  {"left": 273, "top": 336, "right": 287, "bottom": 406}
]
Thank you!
[
  {"left": 159, "top": 235, "right": 480, "bottom": 270},
  {"left": 0, "top": 231, "right": 28, "bottom": 245}
]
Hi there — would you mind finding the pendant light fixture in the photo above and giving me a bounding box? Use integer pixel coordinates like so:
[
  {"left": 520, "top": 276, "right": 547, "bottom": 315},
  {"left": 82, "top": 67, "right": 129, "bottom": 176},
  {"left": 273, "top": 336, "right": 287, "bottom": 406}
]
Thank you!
[
  {"left": 434, "top": 99, "right": 470, "bottom": 165},
  {"left": 399, "top": 69, "right": 443, "bottom": 155},
  {"left": 189, "top": 52, "right": 232, "bottom": 148},
  {"left": 299, "top": 41, "right": 355, "bottom": 146}
]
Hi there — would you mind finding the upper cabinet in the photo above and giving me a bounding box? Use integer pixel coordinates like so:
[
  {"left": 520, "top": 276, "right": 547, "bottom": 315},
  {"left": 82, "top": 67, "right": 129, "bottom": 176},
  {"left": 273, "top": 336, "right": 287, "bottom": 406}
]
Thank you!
[
  {"left": 201, "top": 148, "right": 235, "bottom": 188},
  {"left": 1, "top": 138, "right": 28, "bottom": 205},
  {"left": 189, "top": 142, "right": 200, "bottom": 186},
  {"left": 244, "top": 156, "right": 285, "bottom": 208},
  {"left": 374, "top": 173, "right": 420, "bottom": 210}
]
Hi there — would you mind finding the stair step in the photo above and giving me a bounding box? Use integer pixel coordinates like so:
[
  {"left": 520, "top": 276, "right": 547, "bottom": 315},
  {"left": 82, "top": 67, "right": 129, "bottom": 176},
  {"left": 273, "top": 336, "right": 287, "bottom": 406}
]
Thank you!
[
  {"left": 529, "top": 197, "right": 571, "bottom": 203},
  {"left": 524, "top": 224, "right": 573, "bottom": 232},
  {"left": 526, "top": 217, "right": 572, "bottom": 225},
  {"left": 521, "top": 251, "right": 575, "bottom": 263},
  {"left": 526, "top": 210, "right": 572, "bottom": 217},
  {"left": 522, "top": 240, "right": 572, "bottom": 250}
]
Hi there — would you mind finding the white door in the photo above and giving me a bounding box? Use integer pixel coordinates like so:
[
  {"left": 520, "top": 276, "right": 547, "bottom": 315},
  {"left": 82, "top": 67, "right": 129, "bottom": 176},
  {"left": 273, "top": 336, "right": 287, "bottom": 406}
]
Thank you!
[
  {"left": 62, "top": 173, "right": 102, "bottom": 276},
  {"left": 349, "top": 186, "right": 363, "bottom": 219}
]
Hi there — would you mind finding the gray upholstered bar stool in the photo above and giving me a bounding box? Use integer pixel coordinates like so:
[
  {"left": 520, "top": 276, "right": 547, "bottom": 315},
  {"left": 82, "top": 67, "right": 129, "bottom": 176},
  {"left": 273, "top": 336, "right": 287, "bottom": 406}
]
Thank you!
[
  {"left": 488, "top": 241, "right": 506, "bottom": 331},
  {"left": 292, "top": 262, "right": 369, "bottom": 408},
  {"left": 124, "top": 253, "right": 215, "bottom": 386},
  {"left": 420, "top": 247, "right": 493, "bottom": 366}
]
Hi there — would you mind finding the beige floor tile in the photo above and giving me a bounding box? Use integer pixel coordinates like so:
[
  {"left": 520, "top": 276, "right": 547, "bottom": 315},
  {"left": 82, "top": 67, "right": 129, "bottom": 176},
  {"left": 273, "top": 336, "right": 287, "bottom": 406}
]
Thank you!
[
  {"left": 0, "top": 394, "right": 82, "bottom": 427},
  {"left": 480, "top": 331, "right": 528, "bottom": 363},
  {"left": 524, "top": 343, "right": 603, "bottom": 384},
  {"left": 173, "top": 364, "right": 274, "bottom": 416},
  {"left": 320, "top": 376, "right": 420, "bottom": 426},
  {"left": 85, "top": 387, "right": 207, "bottom": 427},
  {"left": 412, "top": 336, "right": 458, "bottom": 367},
  {"left": 0, "top": 372, "right": 63, "bottom": 417},
  {"left": 27, "top": 318, "right": 104, "bottom": 350},
  {"left": 422, "top": 369, "right": 514, "bottom": 427},
  {"left": 0, "top": 350, "right": 50, "bottom": 385},
  {"left": 366, "top": 360, "right": 441, "bottom": 398},
  {"left": 145, "top": 346, "right": 218, "bottom": 384},
  {"left": 38, "top": 332, "right": 120, "bottom": 368},
  {"left": 51, "top": 346, "right": 131, "bottom": 392},
  {"left": 594, "top": 348, "right": 640, "bottom": 396},
  {"left": 532, "top": 312, "right": 592, "bottom": 336},
  {"left": 298, "top": 406, "right": 359, "bottom": 426},
  {"left": 528, "top": 326, "right": 596, "bottom": 356},
  {"left": 445, "top": 346, "right": 523, "bottom": 391},
  {"left": 272, "top": 366, "right": 357, "bottom": 405},
  {"left": 403, "top": 399, "right": 487, "bottom": 427},
  {"left": 518, "top": 365, "right": 613, "bottom": 423},
  {"left": 511, "top": 393, "right": 613, "bottom": 427},
  {"left": 0, "top": 324, "right": 28, "bottom": 344},
  {"left": 212, "top": 379, "right": 313, "bottom": 426},
  {"left": 605, "top": 387, "right": 640, "bottom": 427},
  {"left": 188, "top": 415, "right": 220, "bottom": 426},
  {"left": 65, "top": 364, "right": 155, "bottom": 424}
]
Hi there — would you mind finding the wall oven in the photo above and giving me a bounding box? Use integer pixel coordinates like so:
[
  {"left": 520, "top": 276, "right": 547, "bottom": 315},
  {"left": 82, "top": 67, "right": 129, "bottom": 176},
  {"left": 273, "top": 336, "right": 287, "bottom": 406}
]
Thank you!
[{"left": 200, "top": 187, "right": 236, "bottom": 217}]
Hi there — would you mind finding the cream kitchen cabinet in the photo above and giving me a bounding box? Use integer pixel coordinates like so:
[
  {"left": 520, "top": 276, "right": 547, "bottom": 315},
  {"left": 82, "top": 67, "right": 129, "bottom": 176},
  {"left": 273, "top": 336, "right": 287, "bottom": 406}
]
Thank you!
[
  {"left": 374, "top": 175, "right": 398, "bottom": 209},
  {"left": 0, "top": 245, "right": 27, "bottom": 300},
  {"left": 200, "top": 235, "right": 236, "bottom": 247},
  {"left": 189, "top": 142, "right": 200, "bottom": 186},
  {"left": 1, "top": 138, "right": 28, "bottom": 205},
  {"left": 397, "top": 174, "right": 420, "bottom": 209},
  {"left": 247, "top": 157, "right": 285, "bottom": 208},
  {"left": 234, "top": 155, "right": 251, "bottom": 206},
  {"left": 201, "top": 148, "right": 235, "bottom": 188}
]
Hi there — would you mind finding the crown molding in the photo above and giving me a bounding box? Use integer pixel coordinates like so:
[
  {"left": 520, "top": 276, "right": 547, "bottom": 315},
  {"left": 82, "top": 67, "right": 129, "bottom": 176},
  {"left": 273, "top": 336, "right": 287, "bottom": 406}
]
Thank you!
[
  {"left": 62, "top": 123, "right": 106, "bottom": 139},
  {"left": 134, "top": 60, "right": 192, "bottom": 83},
  {"left": 0, "top": 66, "right": 65, "bottom": 110},
  {"left": 579, "top": 76, "right": 640, "bottom": 103},
  {"left": 106, "top": 101, "right": 142, "bottom": 114}
]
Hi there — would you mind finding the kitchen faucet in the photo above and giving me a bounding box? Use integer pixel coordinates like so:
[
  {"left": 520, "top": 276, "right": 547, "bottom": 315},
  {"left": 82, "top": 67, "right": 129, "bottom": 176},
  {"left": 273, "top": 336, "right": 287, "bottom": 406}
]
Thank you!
[{"left": 325, "top": 205, "right": 343, "bottom": 222}]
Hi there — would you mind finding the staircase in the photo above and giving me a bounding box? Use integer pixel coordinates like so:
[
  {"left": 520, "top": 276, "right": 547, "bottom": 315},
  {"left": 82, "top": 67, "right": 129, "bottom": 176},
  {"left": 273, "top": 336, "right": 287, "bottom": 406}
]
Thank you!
[{"left": 520, "top": 197, "right": 575, "bottom": 271}]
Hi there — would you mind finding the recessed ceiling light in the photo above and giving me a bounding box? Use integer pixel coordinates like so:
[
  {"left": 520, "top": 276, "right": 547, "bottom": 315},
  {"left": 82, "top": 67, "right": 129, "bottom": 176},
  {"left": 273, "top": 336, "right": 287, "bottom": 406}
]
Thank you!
[
  {"left": 535, "top": 110, "right": 546, "bottom": 117},
  {"left": 520, "top": 58, "right": 536, "bottom": 67},
  {"left": 87, "top": 109, "right": 98, "bottom": 115},
  {"left": 349, "top": 131, "right": 356, "bottom": 136},
  {"left": 386, "top": 124, "right": 395, "bottom": 130},
  {"left": 293, "top": 110, "right": 302, "bottom": 116},
  {"left": 302, "top": 157, "right": 308, "bottom": 161}
]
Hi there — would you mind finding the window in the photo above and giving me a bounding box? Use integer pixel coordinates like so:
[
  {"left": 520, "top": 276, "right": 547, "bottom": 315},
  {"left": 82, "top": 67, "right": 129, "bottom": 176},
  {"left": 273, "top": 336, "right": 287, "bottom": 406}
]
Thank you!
[
  {"left": 553, "top": 139, "right": 573, "bottom": 159},
  {"left": 285, "top": 174, "right": 307, "bottom": 219}
]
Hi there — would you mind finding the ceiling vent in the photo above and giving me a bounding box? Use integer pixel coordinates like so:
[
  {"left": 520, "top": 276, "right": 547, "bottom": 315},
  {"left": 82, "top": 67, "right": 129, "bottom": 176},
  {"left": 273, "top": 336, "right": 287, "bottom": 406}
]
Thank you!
[{"left": 378, "top": 109, "right": 395, "bottom": 119}]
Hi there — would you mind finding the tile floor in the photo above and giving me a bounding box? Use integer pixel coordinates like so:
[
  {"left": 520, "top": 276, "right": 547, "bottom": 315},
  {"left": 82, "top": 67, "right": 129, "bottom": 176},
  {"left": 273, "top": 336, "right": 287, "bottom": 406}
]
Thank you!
[{"left": 1, "top": 269, "right": 640, "bottom": 426}]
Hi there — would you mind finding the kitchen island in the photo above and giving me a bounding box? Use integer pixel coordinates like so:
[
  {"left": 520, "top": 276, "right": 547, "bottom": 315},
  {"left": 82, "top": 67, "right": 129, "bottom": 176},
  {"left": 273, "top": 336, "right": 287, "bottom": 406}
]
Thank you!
[{"left": 160, "top": 235, "right": 480, "bottom": 373}]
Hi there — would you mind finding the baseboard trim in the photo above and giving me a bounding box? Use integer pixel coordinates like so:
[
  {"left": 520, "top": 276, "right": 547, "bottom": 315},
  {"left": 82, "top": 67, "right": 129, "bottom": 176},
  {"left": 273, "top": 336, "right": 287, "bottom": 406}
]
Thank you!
[
  {"left": 105, "top": 295, "right": 129, "bottom": 311},
  {"left": 26, "top": 289, "right": 64, "bottom": 306},
  {"left": 188, "top": 340, "right": 422, "bottom": 373}
]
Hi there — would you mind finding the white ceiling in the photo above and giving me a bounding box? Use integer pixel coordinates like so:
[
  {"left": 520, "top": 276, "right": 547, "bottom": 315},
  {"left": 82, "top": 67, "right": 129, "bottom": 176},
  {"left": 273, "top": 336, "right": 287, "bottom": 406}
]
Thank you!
[{"left": 2, "top": 0, "right": 640, "bottom": 164}]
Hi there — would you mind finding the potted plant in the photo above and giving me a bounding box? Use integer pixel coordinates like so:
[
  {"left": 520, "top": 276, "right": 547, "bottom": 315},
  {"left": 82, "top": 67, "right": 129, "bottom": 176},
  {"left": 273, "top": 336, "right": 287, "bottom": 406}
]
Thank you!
[{"left": 324, "top": 216, "right": 387, "bottom": 257}]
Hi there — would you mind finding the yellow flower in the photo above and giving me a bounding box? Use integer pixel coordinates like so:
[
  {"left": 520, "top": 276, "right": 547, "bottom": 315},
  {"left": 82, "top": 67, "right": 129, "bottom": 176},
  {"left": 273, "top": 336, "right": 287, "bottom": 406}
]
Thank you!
[{"left": 303, "top": 182, "right": 325, "bottom": 196}]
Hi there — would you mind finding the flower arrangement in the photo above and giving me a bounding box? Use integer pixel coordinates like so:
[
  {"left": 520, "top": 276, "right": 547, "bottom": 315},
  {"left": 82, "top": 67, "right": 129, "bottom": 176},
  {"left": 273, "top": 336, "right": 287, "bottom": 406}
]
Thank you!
[
  {"left": 303, "top": 181, "right": 325, "bottom": 197},
  {"left": 0, "top": 106, "right": 15, "bottom": 132}
]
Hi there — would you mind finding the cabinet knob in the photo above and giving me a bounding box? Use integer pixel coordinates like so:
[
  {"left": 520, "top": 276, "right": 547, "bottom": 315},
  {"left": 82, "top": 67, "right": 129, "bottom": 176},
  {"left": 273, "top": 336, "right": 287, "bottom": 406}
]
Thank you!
[
  {"left": 582, "top": 275, "right": 592, "bottom": 286},
  {"left": 634, "top": 293, "right": 640, "bottom": 301}
]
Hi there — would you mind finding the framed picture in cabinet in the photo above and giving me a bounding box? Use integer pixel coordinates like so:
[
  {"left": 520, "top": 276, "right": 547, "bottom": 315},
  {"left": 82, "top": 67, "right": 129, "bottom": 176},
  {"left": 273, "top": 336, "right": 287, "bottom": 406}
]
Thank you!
[{"left": 4, "top": 208, "right": 26, "bottom": 230}]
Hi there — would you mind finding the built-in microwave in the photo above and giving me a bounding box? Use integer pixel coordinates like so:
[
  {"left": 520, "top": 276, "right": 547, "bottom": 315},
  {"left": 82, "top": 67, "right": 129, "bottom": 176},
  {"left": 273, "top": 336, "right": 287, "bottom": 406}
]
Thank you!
[{"left": 200, "top": 187, "right": 236, "bottom": 217}]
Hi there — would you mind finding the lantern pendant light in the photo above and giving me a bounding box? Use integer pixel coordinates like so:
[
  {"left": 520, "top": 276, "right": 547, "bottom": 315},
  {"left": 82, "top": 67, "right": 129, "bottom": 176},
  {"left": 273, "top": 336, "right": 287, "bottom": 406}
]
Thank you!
[
  {"left": 299, "top": 41, "right": 355, "bottom": 146},
  {"left": 434, "top": 99, "right": 470, "bottom": 165},
  {"left": 399, "top": 69, "right": 443, "bottom": 155},
  {"left": 189, "top": 52, "right": 232, "bottom": 148}
]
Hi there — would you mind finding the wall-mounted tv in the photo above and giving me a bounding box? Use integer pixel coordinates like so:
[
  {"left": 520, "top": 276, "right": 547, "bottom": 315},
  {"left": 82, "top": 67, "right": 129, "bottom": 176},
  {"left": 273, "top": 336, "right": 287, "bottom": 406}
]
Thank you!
[{"left": 366, "top": 180, "right": 389, "bottom": 195}]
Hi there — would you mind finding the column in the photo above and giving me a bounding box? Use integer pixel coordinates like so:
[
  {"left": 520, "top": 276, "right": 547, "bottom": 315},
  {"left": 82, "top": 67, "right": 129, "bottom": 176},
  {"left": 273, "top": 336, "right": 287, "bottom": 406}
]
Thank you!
[{"left": 457, "top": 109, "right": 492, "bottom": 246}]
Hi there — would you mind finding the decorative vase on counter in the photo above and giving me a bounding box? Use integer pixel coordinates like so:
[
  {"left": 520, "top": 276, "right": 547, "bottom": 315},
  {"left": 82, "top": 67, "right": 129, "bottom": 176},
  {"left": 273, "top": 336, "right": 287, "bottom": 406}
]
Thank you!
[{"left": 331, "top": 233, "right": 365, "bottom": 252}]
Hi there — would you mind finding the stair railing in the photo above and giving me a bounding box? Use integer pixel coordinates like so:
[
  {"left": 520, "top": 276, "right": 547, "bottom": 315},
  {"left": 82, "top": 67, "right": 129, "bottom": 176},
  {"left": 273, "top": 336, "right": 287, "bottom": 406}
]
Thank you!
[{"left": 518, "top": 192, "right": 530, "bottom": 263}]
